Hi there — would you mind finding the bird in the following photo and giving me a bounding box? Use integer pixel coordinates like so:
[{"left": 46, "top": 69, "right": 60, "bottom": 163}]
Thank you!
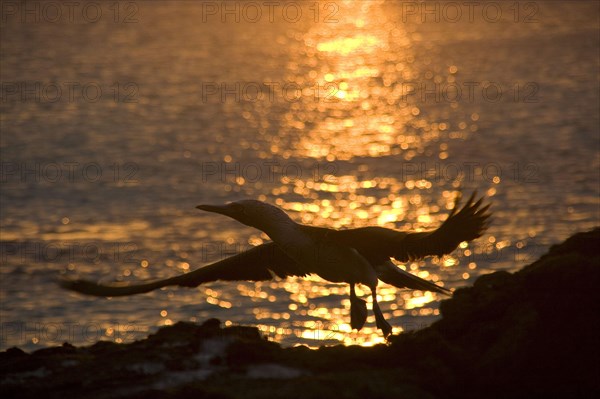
[{"left": 60, "top": 192, "right": 491, "bottom": 338}]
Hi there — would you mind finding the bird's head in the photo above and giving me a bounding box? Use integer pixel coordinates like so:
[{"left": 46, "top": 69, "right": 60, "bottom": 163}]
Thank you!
[{"left": 196, "top": 200, "right": 293, "bottom": 232}]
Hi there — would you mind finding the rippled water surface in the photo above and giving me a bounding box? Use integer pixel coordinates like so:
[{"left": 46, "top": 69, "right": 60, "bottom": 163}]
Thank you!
[{"left": 1, "top": 1, "right": 599, "bottom": 350}]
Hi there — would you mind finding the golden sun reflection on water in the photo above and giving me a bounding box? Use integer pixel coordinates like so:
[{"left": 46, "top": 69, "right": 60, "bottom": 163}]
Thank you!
[
  {"left": 275, "top": 179, "right": 461, "bottom": 231},
  {"left": 276, "top": 0, "right": 450, "bottom": 162}
]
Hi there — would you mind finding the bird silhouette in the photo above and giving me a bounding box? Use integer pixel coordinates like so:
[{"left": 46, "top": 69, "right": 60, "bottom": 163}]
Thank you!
[{"left": 61, "top": 192, "right": 491, "bottom": 337}]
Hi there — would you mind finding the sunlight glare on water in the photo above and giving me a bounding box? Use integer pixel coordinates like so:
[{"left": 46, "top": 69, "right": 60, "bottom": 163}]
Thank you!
[
  {"left": 1, "top": 0, "right": 598, "bottom": 351},
  {"left": 281, "top": 0, "right": 450, "bottom": 162}
]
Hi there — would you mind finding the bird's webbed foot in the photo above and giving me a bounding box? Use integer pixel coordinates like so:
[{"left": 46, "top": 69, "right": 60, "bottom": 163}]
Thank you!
[
  {"left": 376, "top": 314, "right": 393, "bottom": 338},
  {"left": 349, "top": 284, "right": 368, "bottom": 330},
  {"left": 350, "top": 297, "right": 368, "bottom": 330},
  {"left": 371, "top": 294, "right": 393, "bottom": 338}
]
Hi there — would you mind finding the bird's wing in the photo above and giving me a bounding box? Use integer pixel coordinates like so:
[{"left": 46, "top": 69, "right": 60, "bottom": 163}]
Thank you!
[
  {"left": 319, "top": 191, "right": 491, "bottom": 263},
  {"left": 60, "top": 242, "right": 306, "bottom": 297},
  {"left": 393, "top": 191, "right": 491, "bottom": 261}
]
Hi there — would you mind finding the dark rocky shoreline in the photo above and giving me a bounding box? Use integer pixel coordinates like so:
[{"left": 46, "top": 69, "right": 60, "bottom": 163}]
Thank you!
[{"left": 2, "top": 229, "right": 599, "bottom": 399}]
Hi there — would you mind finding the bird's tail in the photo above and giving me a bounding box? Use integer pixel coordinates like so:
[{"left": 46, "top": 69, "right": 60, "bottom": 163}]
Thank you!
[{"left": 378, "top": 261, "right": 452, "bottom": 296}]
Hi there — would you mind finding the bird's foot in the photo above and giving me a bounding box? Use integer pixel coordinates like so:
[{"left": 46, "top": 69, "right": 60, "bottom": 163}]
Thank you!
[
  {"left": 350, "top": 297, "right": 368, "bottom": 330},
  {"left": 375, "top": 314, "right": 393, "bottom": 338}
]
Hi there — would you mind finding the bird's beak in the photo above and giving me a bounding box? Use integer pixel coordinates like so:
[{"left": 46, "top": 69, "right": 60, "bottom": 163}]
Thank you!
[{"left": 196, "top": 204, "right": 238, "bottom": 217}]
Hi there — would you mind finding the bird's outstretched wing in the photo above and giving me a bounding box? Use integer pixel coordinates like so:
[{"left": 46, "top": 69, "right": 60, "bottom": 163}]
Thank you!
[
  {"left": 60, "top": 242, "right": 308, "bottom": 297},
  {"left": 395, "top": 191, "right": 491, "bottom": 261},
  {"left": 321, "top": 191, "right": 491, "bottom": 263}
]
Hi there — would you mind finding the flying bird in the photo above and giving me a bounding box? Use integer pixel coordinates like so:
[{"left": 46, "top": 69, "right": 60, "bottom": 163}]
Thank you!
[{"left": 61, "top": 192, "right": 491, "bottom": 337}]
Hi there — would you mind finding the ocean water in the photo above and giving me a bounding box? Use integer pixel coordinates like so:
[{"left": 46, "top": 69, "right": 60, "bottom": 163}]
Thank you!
[{"left": 1, "top": 0, "right": 598, "bottom": 351}]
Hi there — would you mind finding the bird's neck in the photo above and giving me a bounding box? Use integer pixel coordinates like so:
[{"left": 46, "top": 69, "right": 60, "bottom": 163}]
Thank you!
[
  {"left": 248, "top": 205, "right": 318, "bottom": 263},
  {"left": 258, "top": 216, "right": 317, "bottom": 261},
  {"left": 263, "top": 219, "right": 318, "bottom": 268},
  {"left": 259, "top": 216, "right": 301, "bottom": 243}
]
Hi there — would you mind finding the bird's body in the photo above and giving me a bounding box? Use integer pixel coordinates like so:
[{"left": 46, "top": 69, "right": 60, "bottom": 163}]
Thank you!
[{"left": 61, "top": 192, "right": 491, "bottom": 337}]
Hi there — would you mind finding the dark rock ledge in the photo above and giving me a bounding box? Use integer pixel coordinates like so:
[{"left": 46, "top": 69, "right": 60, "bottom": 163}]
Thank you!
[{"left": 2, "top": 229, "right": 599, "bottom": 399}]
